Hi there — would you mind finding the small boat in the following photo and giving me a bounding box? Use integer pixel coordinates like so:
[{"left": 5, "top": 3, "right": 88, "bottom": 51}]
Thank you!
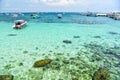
[
  {"left": 31, "top": 14, "right": 40, "bottom": 19},
  {"left": 12, "top": 20, "right": 27, "bottom": 29},
  {"left": 12, "top": 13, "right": 18, "bottom": 17},
  {"left": 57, "top": 14, "right": 62, "bottom": 19}
]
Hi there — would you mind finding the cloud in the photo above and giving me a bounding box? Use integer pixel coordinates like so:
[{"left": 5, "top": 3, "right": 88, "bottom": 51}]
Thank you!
[
  {"left": 27, "top": 0, "right": 98, "bottom": 6},
  {"left": 41, "top": 0, "right": 78, "bottom": 6},
  {"left": 27, "top": 0, "right": 82, "bottom": 6},
  {"left": 28, "top": 0, "right": 41, "bottom": 3}
]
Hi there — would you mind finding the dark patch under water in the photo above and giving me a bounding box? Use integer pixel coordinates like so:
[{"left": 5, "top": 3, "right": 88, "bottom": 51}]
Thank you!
[
  {"left": 73, "top": 36, "right": 80, "bottom": 38},
  {"left": 108, "top": 31, "right": 120, "bottom": 35},
  {"left": 63, "top": 40, "right": 72, "bottom": 44},
  {"left": 93, "top": 36, "right": 101, "bottom": 38},
  {"left": 104, "top": 49, "right": 120, "bottom": 59},
  {"left": 7, "top": 34, "right": 17, "bottom": 36}
]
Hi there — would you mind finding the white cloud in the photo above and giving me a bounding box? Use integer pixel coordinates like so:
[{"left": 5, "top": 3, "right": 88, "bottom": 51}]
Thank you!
[
  {"left": 26, "top": 0, "right": 110, "bottom": 7},
  {"left": 27, "top": 0, "right": 82, "bottom": 6},
  {"left": 41, "top": 0, "right": 76, "bottom": 6},
  {"left": 28, "top": 0, "right": 41, "bottom": 3}
]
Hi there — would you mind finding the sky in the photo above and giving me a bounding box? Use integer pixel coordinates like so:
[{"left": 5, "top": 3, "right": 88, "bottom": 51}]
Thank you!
[{"left": 0, "top": 0, "right": 120, "bottom": 12}]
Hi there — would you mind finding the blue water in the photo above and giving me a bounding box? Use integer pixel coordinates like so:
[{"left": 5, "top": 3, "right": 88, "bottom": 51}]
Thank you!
[
  {"left": 0, "top": 13, "right": 120, "bottom": 80},
  {"left": 0, "top": 12, "right": 114, "bottom": 24}
]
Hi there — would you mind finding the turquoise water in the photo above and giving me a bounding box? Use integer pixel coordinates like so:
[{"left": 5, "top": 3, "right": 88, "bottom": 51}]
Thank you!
[{"left": 0, "top": 13, "right": 120, "bottom": 80}]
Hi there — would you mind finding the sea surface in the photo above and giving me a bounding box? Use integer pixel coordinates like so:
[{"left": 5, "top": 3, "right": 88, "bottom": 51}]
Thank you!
[{"left": 0, "top": 13, "right": 120, "bottom": 80}]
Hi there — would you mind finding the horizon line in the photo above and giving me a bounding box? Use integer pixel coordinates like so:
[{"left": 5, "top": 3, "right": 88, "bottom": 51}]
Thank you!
[{"left": 0, "top": 11, "right": 120, "bottom": 13}]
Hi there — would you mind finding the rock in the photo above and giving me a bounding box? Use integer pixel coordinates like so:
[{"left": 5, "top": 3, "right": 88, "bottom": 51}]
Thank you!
[
  {"left": 23, "top": 51, "right": 28, "bottom": 53},
  {"left": 93, "top": 36, "right": 101, "bottom": 38},
  {"left": 35, "top": 47, "right": 39, "bottom": 50},
  {"left": 0, "top": 75, "right": 14, "bottom": 80},
  {"left": 7, "top": 34, "right": 17, "bottom": 36},
  {"left": 63, "top": 40, "right": 72, "bottom": 44},
  {"left": 73, "top": 36, "right": 80, "bottom": 38},
  {"left": 33, "top": 59, "right": 52, "bottom": 67},
  {"left": 92, "top": 68, "right": 110, "bottom": 80},
  {"left": 108, "top": 32, "right": 120, "bottom": 35},
  {"left": 18, "top": 62, "right": 23, "bottom": 66},
  {"left": 49, "top": 50, "right": 53, "bottom": 52},
  {"left": 3, "top": 64, "right": 15, "bottom": 69}
]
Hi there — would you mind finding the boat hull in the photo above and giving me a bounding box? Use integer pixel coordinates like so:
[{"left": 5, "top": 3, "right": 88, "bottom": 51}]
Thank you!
[{"left": 13, "top": 22, "right": 27, "bottom": 29}]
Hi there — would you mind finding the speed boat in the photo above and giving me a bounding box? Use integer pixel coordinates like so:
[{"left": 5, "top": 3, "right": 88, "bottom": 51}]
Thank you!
[
  {"left": 12, "top": 20, "right": 27, "bottom": 29},
  {"left": 57, "top": 14, "right": 62, "bottom": 19}
]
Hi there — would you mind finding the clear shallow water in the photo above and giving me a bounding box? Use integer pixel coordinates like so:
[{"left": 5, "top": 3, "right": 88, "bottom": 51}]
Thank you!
[{"left": 0, "top": 13, "right": 120, "bottom": 80}]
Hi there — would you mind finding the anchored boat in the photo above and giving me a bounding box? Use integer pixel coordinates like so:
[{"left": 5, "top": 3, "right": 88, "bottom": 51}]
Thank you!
[{"left": 12, "top": 20, "right": 27, "bottom": 29}]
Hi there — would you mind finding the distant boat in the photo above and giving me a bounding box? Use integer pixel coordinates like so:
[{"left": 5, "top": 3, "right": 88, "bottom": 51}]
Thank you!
[
  {"left": 107, "top": 12, "right": 120, "bottom": 20},
  {"left": 12, "top": 13, "right": 18, "bottom": 17},
  {"left": 57, "top": 14, "right": 62, "bottom": 19},
  {"left": 113, "top": 14, "right": 120, "bottom": 20},
  {"left": 86, "top": 11, "right": 92, "bottom": 16},
  {"left": 12, "top": 20, "right": 27, "bottom": 29},
  {"left": 31, "top": 14, "right": 40, "bottom": 19},
  {"left": 96, "top": 13, "right": 107, "bottom": 17}
]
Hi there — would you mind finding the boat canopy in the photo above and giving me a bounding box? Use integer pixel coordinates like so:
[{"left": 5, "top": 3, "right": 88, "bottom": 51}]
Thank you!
[{"left": 15, "top": 20, "right": 25, "bottom": 24}]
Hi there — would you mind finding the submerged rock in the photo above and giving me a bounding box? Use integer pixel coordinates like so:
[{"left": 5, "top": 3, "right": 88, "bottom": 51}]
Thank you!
[
  {"left": 63, "top": 40, "right": 72, "bottom": 44},
  {"left": 73, "top": 36, "right": 80, "bottom": 38},
  {"left": 0, "top": 75, "right": 14, "bottom": 80},
  {"left": 92, "top": 68, "right": 110, "bottom": 80},
  {"left": 35, "top": 47, "right": 39, "bottom": 50},
  {"left": 93, "top": 36, "right": 101, "bottom": 38},
  {"left": 108, "top": 32, "right": 120, "bottom": 35},
  {"left": 33, "top": 59, "right": 52, "bottom": 67},
  {"left": 7, "top": 34, "right": 17, "bottom": 36},
  {"left": 3, "top": 64, "right": 15, "bottom": 69},
  {"left": 18, "top": 62, "right": 23, "bottom": 66},
  {"left": 23, "top": 51, "right": 28, "bottom": 53}
]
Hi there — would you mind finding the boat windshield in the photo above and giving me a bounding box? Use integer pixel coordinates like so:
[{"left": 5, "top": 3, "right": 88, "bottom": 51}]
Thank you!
[
  {"left": 15, "top": 20, "right": 24, "bottom": 25},
  {"left": 15, "top": 22, "right": 21, "bottom": 25}
]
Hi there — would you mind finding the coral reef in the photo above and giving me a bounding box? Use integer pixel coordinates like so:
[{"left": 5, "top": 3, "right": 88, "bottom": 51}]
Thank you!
[
  {"left": 0, "top": 75, "right": 14, "bottom": 80},
  {"left": 83, "top": 43, "right": 103, "bottom": 50},
  {"left": 33, "top": 59, "right": 52, "bottom": 67},
  {"left": 103, "top": 49, "right": 120, "bottom": 59},
  {"left": 26, "top": 69, "right": 44, "bottom": 80},
  {"left": 92, "top": 68, "right": 110, "bottom": 80},
  {"left": 1, "top": 42, "right": 119, "bottom": 80},
  {"left": 3, "top": 64, "right": 15, "bottom": 69}
]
